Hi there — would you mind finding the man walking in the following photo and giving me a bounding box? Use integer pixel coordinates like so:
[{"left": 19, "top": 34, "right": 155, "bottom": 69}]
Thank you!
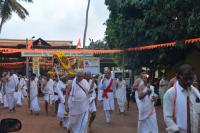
[
  {"left": 5, "top": 71, "right": 19, "bottom": 112},
  {"left": 101, "top": 68, "right": 115, "bottom": 126},
  {"left": 163, "top": 64, "right": 200, "bottom": 133},
  {"left": 85, "top": 72, "right": 97, "bottom": 131},
  {"left": 67, "top": 70, "right": 90, "bottom": 133}
]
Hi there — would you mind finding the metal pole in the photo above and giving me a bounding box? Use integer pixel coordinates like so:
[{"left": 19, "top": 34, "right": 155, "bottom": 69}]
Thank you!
[
  {"left": 25, "top": 38, "right": 30, "bottom": 108},
  {"left": 26, "top": 38, "right": 29, "bottom": 77}
]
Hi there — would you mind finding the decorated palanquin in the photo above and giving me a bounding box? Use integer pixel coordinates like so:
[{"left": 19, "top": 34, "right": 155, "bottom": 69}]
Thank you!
[{"left": 53, "top": 52, "right": 84, "bottom": 77}]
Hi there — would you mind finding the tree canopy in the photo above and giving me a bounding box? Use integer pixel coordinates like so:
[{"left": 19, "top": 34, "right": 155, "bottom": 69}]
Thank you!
[
  {"left": 105, "top": 0, "right": 200, "bottom": 72},
  {"left": 0, "top": 0, "right": 33, "bottom": 32}
]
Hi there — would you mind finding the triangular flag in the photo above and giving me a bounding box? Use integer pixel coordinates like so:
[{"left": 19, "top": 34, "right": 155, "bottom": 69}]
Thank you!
[
  {"left": 27, "top": 40, "right": 33, "bottom": 49},
  {"left": 76, "top": 38, "right": 82, "bottom": 49}
]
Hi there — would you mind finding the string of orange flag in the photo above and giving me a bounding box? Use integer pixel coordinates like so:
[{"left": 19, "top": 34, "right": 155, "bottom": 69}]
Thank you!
[{"left": 0, "top": 37, "right": 200, "bottom": 55}]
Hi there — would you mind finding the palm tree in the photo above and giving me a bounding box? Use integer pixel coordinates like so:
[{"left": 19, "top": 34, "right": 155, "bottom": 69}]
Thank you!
[
  {"left": 83, "top": 0, "right": 91, "bottom": 48},
  {"left": 0, "top": 0, "right": 33, "bottom": 33}
]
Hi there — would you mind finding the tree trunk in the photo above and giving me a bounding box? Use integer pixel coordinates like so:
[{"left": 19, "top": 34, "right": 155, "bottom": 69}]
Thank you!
[{"left": 83, "top": 0, "right": 91, "bottom": 48}]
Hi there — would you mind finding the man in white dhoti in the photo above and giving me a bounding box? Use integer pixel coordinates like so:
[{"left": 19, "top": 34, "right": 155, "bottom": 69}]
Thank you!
[
  {"left": 67, "top": 70, "right": 90, "bottom": 133},
  {"left": 19, "top": 75, "right": 28, "bottom": 97},
  {"left": 43, "top": 74, "right": 55, "bottom": 115},
  {"left": 101, "top": 68, "right": 116, "bottom": 125},
  {"left": 14, "top": 75, "right": 25, "bottom": 106},
  {"left": 54, "top": 75, "right": 66, "bottom": 127},
  {"left": 5, "top": 71, "right": 19, "bottom": 112},
  {"left": 1, "top": 72, "right": 8, "bottom": 108},
  {"left": 135, "top": 74, "right": 159, "bottom": 133},
  {"left": 159, "top": 76, "right": 169, "bottom": 105},
  {"left": 116, "top": 75, "right": 127, "bottom": 114},
  {"left": 163, "top": 64, "right": 200, "bottom": 133},
  {"left": 85, "top": 72, "right": 97, "bottom": 130},
  {"left": 97, "top": 75, "right": 104, "bottom": 101},
  {"left": 30, "top": 73, "right": 40, "bottom": 115}
]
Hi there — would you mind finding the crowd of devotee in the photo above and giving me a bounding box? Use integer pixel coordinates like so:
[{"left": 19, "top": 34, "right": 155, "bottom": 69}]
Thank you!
[{"left": 0, "top": 64, "right": 200, "bottom": 133}]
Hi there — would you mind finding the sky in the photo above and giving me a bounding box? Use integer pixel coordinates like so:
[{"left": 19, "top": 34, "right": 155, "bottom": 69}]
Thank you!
[{"left": 0, "top": 0, "right": 109, "bottom": 46}]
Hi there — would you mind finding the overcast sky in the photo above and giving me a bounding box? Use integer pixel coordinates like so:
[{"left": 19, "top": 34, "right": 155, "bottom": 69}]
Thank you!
[{"left": 0, "top": 0, "right": 109, "bottom": 46}]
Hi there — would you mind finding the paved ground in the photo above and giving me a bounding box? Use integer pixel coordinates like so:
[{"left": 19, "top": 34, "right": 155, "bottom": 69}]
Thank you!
[{"left": 0, "top": 98, "right": 166, "bottom": 133}]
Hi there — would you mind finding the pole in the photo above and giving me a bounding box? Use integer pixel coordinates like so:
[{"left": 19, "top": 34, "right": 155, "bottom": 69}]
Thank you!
[
  {"left": 25, "top": 38, "right": 30, "bottom": 108},
  {"left": 83, "top": 0, "right": 91, "bottom": 48}
]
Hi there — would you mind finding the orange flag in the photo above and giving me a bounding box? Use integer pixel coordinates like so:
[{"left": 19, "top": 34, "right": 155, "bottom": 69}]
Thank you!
[
  {"left": 76, "top": 38, "right": 82, "bottom": 49},
  {"left": 27, "top": 40, "right": 33, "bottom": 49}
]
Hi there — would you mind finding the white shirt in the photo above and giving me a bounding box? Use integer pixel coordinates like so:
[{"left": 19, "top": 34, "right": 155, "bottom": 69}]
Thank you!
[
  {"left": 5, "top": 74, "right": 19, "bottom": 93},
  {"left": 163, "top": 81, "right": 200, "bottom": 133},
  {"left": 43, "top": 78, "right": 54, "bottom": 95},
  {"left": 68, "top": 78, "right": 89, "bottom": 115}
]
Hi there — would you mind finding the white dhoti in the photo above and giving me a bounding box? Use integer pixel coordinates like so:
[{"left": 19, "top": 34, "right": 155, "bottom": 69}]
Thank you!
[
  {"left": 89, "top": 101, "right": 97, "bottom": 112},
  {"left": 97, "top": 89, "right": 103, "bottom": 101},
  {"left": 30, "top": 97, "right": 40, "bottom": 113},
  {"left": 22, "top": 89, "right": 28, "bottom": 97},
  {"left": 116, "top": 88, "right": 126, "bottom": 113},
  {"left": 0, "top": 92, "right": 3, "bottom": 104},
  {"left": 3, "top": 95, "right": 8, "bottom": 108},
  {"left": 103, "top": 92, "right": 115, "bottom": 111},
  {"left": 14, "top": 91, "right": 22, "bottom": 106},
  {"left": 57, "top": 103, "right": 65, "bottom": 120},
  {"left": 44, "top": 94, "right": 54, "bottom": 105},
  {"left": 68, "top": 112, "right": 89, "bottom": 133},
  {"left": 103, "top": 92, "right": 115, "bottom": 123},
  {"left": 138, "top": 113, "right": 158, "bottom": 133},
  {"left": 6, "top": 93, "right": 15, "bottom": 110}
]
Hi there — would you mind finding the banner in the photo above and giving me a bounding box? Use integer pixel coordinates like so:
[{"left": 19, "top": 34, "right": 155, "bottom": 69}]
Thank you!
[{"left": 32, "top": 57, "right": 40, "bottom": 76}]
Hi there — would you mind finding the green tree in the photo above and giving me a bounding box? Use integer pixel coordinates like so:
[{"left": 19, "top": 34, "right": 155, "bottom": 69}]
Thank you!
[
  {"left": 88, "top": 39, "right": 110, "bottom": 49},
  {"left": 105, "top": 0, "right": 200, "bottom": 72},
  {"left": 0, "top": 0, "right": 33, "bottom": 33}
]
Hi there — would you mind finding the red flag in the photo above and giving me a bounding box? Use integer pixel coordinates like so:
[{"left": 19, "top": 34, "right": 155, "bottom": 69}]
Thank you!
[
  {"left": 27, "top": 40, "right": 33, "bottom": 49},
  {"left": 76, "top": 38, "right": 82, "bottom": 49}
]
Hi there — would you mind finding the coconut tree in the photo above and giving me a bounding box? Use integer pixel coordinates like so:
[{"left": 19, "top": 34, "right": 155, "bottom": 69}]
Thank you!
[
  {"left": 83, "top": 0, "right": 91, "bottom": 48},
  {"left": 0, "top": 0, "right": 33, "bottom": 33}
]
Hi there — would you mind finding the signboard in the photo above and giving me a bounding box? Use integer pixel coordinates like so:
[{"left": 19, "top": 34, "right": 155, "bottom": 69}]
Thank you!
[
  {"left": 84, "top": 57, "right": 100, "bottom": 74},
  {"left": 32, "top": 57, "right": 40, "bottom": 76},
  {"left": 21, "top": 52, "right": 92, "bottom": 57}
]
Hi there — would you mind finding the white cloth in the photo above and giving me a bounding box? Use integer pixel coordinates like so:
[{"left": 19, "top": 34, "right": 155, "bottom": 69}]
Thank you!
[
  {"left": 163, "top": 81, "right": 200, "bottom": 133},
  {"left": 104, "top": 110, "right": 112, "bottom": 123},
  {"left": 18, "top": 78, "right": 27, "bottom": 97},
  {"left": 30, "top": 80, "right": 40, "bottom": 112},
  {"left": 101, "top": 78, "right": 115, "bottom": 111},
  {"left": 116, "top": 79, "right": 127, "bottom": 112},
  {"left": 97, "top": 79, "right": 103, "bottom": 101},
  {"left": 0, "top": 92, "right": 3, "bottom": 104},
  {"left": 88, "top": 79, "right": 97, "bottom": 112},
  {"left": 135, "top": 85, "right": 158, "bottom": 133},
  {"left": 6, "top": 93, "right": 15, "bottom": 110},
  {"left": 55, "top": 80, "right": 66, "bottom": 119},
  {"left": 137, "top": 113, "right": 158, "bottom": 133},
  {"left": 3, "top": 95, "right": 8, "bottom": 108},
  {"left": 43, "top": 78, "right": 54, "bottom": 104},
  {"left": 68, "top": 78, "right": 89, "bottom": 115},
  {"left": 5, "top": 74, "right": 19, "bottom": 94},
  {"left": 67, "top": 111, "right": 89, "bottom": 133},
  {"left": 14, "top": 91, "right": 22, "bottom": 106}
]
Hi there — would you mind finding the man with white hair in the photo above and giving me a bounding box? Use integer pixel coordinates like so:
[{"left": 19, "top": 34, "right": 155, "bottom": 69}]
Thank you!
[
  {"left": 5, "top": 71, "right": 19, "bottom": 112},
  {"left": 101, "top": 67, "right": 116, "bottom": 125},
  {"left": 67, "top": 70, "right": 90, "bottom": 133}
]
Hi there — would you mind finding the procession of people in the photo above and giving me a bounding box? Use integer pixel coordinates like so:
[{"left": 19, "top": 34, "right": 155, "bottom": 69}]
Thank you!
[{"left": 0, "top": 64, "right": 200, "bottom": 133}]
